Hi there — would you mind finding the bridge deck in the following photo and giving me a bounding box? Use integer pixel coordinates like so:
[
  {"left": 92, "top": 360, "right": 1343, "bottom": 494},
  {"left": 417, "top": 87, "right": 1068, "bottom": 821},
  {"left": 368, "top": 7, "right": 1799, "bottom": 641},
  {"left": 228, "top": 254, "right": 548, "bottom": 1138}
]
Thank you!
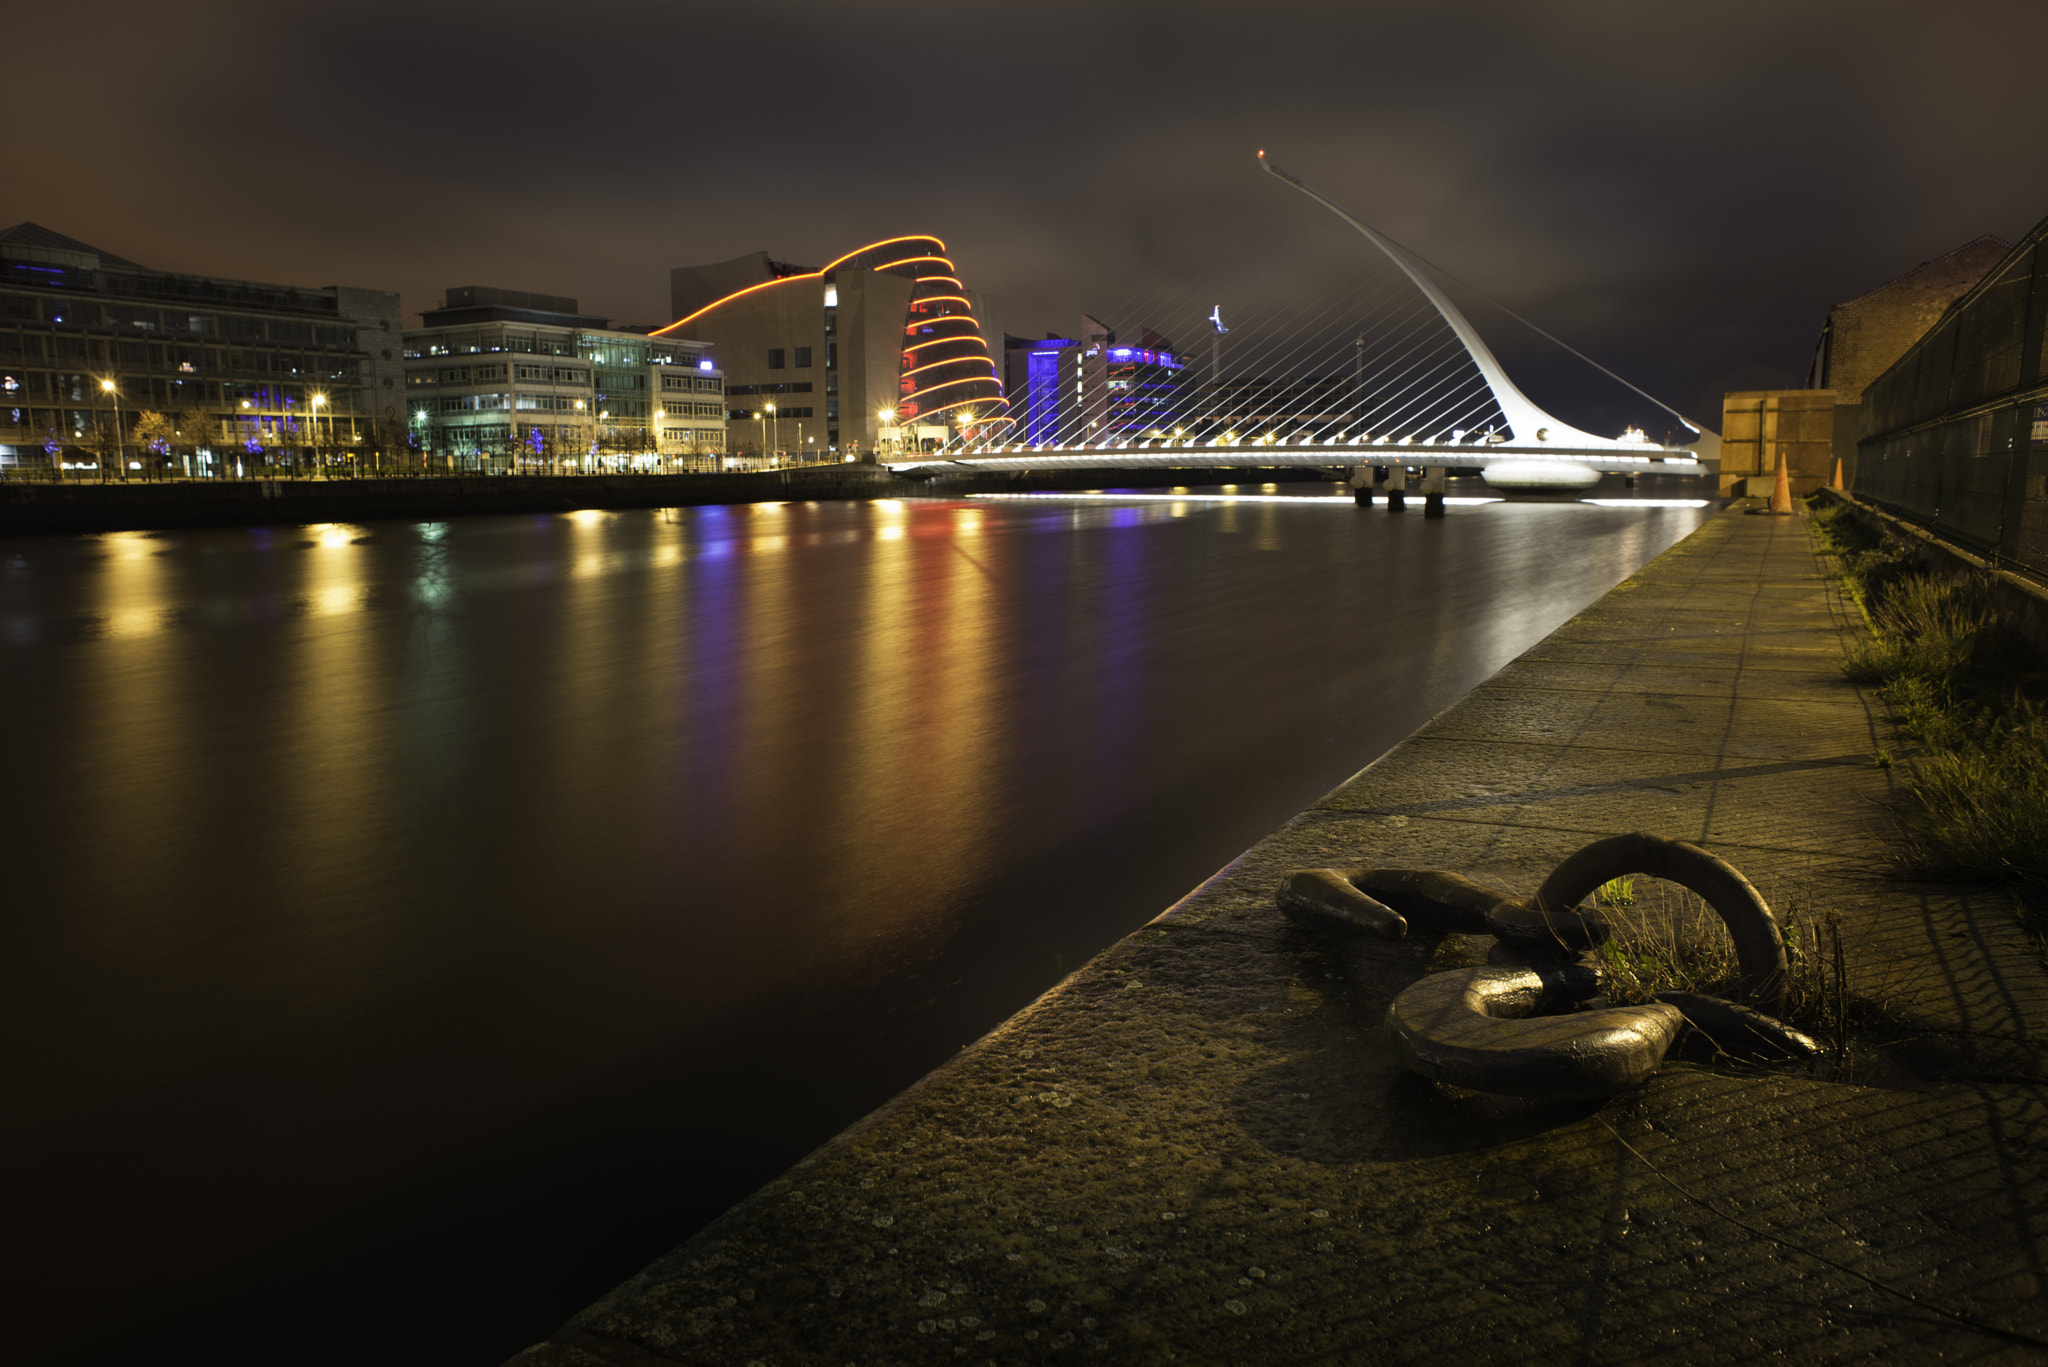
[{"left": 891, "top": 443, "right": 1707, "bottom": 475}]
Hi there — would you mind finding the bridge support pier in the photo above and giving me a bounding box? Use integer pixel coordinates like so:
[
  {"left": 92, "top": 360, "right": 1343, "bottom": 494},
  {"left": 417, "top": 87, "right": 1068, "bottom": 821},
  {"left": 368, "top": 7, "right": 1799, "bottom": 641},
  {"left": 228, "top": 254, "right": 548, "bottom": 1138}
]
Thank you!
[
  {"left": 1349, "top": 465, "right": 1373, "bottom": 505},
  {"left": 1385, "top": 464, "right": 1407, "bottom": 512},
  {"left": 1423, "top": 466, "right": 1447, "bottom": 518}
]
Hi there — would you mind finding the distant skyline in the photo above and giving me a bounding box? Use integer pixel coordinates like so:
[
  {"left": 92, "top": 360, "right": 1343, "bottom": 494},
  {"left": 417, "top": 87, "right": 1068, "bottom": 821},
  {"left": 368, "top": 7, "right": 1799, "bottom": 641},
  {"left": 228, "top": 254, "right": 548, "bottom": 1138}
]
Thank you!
[{"left": 11, "top": 0, "right": 2047, "bottom": 431}]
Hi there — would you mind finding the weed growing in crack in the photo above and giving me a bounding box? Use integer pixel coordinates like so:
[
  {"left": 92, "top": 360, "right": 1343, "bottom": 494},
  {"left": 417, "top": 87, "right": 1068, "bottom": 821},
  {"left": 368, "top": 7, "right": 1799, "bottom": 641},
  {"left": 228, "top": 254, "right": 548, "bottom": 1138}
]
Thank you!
[{"left": 1593, "top": 881, "right": 1870, "bottom": 1046}]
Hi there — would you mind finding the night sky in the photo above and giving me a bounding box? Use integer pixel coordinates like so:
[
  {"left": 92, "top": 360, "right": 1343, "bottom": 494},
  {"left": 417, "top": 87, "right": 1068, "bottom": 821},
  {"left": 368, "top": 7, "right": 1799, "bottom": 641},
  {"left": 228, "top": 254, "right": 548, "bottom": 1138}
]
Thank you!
[{"left": 13, "top": 0, "right": 2048, "bottom": 431}]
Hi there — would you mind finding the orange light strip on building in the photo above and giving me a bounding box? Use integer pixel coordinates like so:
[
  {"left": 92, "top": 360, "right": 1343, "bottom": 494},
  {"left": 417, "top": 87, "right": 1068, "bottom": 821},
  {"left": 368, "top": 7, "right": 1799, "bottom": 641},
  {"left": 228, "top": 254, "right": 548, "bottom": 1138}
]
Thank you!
[
  {"left": 652, "top": 271, "right": 820, "bottom": 335},
  {"left": 902, "top": 355, "right": 1000, "bottom": 380},
  {"left": 917, "top": 396, "right": 1015, "bottom": 422},
  {"left": 903, "top": 374, "right": 1006, "bottom": 402},
  {"left": 654, "top": 234, "right": 956, "bottom": 335},
  {"left": 818, "top": 235, "right": 946, "bottom": 273},
  {"left": 903, "top": 336, "right": 990, "bottom": 354},
  {"left": 907, "top": 295, "right": 974, "bottom": 310},
  {"left": 876, "top": 256, "right": 954, "bottom": 274},
  {"left": 915, "top": 276, "right": 964, "bottom": 287}
]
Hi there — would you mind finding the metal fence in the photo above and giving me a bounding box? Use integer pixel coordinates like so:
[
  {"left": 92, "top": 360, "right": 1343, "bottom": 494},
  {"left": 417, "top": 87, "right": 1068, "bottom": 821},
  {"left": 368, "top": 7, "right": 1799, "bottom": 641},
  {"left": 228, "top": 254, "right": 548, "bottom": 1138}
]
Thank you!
[{"left": 1856, "top": 212, "right": 2048, "bottom": 581}]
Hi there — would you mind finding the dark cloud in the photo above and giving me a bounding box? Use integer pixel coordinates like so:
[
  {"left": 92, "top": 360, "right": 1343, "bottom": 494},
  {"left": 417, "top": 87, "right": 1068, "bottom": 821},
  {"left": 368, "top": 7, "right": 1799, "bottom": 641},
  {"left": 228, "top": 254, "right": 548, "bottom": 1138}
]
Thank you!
[{"left": 12, "top": 0, "right": 2047, "bottom": 430}]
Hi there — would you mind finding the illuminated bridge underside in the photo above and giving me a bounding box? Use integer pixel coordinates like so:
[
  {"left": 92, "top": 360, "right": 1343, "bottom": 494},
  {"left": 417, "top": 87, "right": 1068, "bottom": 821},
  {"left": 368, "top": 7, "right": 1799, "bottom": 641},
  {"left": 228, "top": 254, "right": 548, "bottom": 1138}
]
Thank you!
[{"left": 887, "top": 442, "right": 1703, "bottom": 475}]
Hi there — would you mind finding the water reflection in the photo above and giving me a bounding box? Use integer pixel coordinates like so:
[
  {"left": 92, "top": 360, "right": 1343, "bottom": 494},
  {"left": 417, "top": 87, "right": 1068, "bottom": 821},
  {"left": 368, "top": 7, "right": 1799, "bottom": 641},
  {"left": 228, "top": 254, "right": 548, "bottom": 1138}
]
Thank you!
[{"left": 0, "top": 491, "right": 1713, "bottom": 1363}]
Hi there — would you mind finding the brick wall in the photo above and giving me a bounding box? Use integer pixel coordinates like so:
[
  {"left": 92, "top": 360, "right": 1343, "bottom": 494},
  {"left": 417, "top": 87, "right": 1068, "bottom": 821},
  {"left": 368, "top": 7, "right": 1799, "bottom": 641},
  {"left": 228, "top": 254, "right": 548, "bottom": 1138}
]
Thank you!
[{"left": 1814, "top": 236, "right": 2010, "bottom": 402}]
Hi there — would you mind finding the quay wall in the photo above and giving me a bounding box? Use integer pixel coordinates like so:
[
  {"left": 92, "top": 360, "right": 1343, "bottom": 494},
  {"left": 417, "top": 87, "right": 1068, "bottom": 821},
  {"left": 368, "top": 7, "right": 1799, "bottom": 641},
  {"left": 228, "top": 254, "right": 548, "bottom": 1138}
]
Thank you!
[{"left": 0, "top": 466, "right": 1333, "bottom": 535}]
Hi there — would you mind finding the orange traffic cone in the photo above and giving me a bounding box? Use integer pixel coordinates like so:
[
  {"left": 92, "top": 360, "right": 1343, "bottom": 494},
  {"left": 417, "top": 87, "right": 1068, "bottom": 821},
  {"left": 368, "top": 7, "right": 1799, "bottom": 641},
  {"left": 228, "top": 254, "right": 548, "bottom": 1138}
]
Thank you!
[
  {"left": 1769, "top": 449, "right": 1792, "bottom": 514},
  {"left": 1830, "top": 456, "right": 1844, "bottom": 491}
]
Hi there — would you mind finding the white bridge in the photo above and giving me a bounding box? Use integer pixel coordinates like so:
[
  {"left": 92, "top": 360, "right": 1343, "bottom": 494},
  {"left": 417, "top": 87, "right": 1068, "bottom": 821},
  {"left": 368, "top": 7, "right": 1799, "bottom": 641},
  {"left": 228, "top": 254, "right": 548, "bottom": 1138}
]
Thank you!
[
  {"left": 887, "top": 152, "right": 1716, "bottom": 498},
  {"left": 892, "top": 437, "right": 1700, "bottom": 477}
]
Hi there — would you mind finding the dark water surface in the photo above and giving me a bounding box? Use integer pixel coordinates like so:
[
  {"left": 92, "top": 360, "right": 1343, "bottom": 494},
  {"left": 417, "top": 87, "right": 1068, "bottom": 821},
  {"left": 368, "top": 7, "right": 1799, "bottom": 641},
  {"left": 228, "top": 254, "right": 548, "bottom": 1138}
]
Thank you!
[{"left": 0, "top": 485, "right": 1710, "bottom": 1363}]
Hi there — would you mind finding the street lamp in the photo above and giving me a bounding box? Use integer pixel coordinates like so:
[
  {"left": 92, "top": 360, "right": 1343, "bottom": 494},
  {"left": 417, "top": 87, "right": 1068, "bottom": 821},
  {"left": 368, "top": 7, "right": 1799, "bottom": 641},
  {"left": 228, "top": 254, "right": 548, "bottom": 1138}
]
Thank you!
[
  {"left": 765, "top": 402, "right": 778, "bottom": 461},
  {"left": 100, "top": 377, "right": 124, "bottom": 482},
  {"left": 654, "top": 409, "right": 665, "bottom": 470},
  {"left": 310, "top": 392, "right": 326, "bottom": 477}
]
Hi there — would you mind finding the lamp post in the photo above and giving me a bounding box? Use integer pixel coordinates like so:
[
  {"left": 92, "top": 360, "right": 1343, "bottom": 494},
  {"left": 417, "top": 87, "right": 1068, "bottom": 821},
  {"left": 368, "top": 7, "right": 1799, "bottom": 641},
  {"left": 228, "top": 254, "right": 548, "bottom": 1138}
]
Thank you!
[
  {"left": 100, "top": 378, "right": 124, "bottom": 482},
  {"left": 310, "top": 392, "right": 327, "bottom": 478},
  {"left": 878, "top": 406, "right": 896, "bottom": 458},
  {"left": 765, "top": 402, "right": 778, "bottom": 462},
  {"left": 412, "top": 404, "right": 431, "bottom": 475},
  {"left": 573, "top": 398, "right": 587, "bottom": 472},
  {"left": 654, "top": 409, "right": 665, "bottom": 471}
]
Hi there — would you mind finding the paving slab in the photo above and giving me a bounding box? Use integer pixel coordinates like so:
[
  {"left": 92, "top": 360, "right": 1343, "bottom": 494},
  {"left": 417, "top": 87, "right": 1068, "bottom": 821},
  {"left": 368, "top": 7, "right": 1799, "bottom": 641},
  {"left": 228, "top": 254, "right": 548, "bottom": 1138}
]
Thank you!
[{"left": 508, "top": 508, "right": 2048, "bottom": 1365}]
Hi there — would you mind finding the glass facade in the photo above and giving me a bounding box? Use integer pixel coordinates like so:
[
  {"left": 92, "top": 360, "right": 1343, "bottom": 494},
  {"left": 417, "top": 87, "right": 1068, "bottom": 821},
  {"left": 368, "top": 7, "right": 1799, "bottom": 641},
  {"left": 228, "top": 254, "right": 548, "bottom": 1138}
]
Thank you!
[
  {"left": 1021, "top": 343, "right": 1068, "bottom": 444},
  {"left": 875, "top": 239, "right": 1010, "bottom": 436},
  {"left": 0, "top": 225, "right": 396, "bottom": 476},
  {"left": 1103, "top": 341, "right": 1186, "bottom": 440},
  {"left": 401, "top": 317, "right": 725, "bottom": 468},
  {"left": 1857, "top": 212, "right": 2048, "bottom": 579}
]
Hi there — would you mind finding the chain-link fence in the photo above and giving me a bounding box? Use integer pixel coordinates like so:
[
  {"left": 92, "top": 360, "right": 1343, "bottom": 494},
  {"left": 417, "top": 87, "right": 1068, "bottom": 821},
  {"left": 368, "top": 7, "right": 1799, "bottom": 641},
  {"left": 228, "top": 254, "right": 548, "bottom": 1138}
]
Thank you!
[{"left": 1856, "top": 211, "right": 2048, "bottom": 581}]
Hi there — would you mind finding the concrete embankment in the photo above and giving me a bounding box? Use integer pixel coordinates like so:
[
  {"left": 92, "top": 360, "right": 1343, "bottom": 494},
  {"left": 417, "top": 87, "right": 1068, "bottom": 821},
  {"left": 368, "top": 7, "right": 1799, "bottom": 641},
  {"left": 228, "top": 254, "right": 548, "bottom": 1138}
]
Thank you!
[
  {"left": 510, "top": 504, "right": 2048, "bottom": 1365},
  {"left": 0, "top": 465, "right": 1330, "bottom": 535}
]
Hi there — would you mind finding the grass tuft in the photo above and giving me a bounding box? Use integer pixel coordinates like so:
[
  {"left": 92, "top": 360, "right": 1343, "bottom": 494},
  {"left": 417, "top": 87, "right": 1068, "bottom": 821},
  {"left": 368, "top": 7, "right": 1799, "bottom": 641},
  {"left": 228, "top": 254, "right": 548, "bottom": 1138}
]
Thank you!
[
  {"left": 1808, "top": 496, "right": 2048, "bottom": 887},
  {"left": 1593, "top": 882, "right": 1859, "bottom": 1042}
]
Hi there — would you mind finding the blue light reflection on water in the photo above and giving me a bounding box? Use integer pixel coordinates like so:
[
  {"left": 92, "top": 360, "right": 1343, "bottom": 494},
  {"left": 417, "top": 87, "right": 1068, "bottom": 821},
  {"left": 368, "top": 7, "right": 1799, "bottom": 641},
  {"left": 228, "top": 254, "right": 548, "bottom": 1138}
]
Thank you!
[{"left": 0, "top": 487, "right": 1715, "bottom": 1362}]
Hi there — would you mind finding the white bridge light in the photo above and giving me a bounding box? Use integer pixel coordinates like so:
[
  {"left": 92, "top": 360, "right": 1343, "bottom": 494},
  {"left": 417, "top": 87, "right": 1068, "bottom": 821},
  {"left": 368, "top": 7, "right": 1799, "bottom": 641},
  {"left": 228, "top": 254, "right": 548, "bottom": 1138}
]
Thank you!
[{"left": 1481, "top": 461, "right": 1602, "bottom": 492}]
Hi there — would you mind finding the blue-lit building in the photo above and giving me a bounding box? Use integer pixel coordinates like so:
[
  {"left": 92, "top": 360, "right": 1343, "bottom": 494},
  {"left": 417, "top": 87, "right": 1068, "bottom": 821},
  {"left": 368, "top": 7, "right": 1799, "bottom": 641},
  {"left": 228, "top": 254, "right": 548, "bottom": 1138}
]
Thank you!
[
  {"left": 1104, "top": 333, "right": 1187, "bottom": 440},
  {"left": 1004, "top": 317, "right": 1186, "bottom": 446}
]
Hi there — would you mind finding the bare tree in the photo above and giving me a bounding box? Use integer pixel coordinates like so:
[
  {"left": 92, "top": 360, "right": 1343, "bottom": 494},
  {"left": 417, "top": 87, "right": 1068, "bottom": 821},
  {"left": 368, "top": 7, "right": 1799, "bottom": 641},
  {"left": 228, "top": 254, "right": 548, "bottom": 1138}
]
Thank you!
[
  {"left": 80, "top": 418, "right": 120, "bottom": 481},
  {"left": 177, "top": 407, "right": 218, "bottom": 475},
  {"left": 132, "top": 411, "right": 174, "bottom": 479}
]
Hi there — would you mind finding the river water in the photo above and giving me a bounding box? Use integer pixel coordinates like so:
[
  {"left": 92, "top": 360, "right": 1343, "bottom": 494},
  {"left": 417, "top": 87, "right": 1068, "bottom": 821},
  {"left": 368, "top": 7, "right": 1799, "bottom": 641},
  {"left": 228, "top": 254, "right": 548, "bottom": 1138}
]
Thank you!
[{"left": 0, "top": 482, "right": 1711, "bottom": 1363}]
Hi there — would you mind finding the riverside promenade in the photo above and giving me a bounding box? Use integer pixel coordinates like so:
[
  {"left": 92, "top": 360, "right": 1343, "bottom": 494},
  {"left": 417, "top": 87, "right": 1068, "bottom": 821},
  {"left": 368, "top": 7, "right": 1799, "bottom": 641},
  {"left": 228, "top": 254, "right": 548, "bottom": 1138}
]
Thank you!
[{"left": 510, "top": 505, "right": 2048, "bottom": 1365}]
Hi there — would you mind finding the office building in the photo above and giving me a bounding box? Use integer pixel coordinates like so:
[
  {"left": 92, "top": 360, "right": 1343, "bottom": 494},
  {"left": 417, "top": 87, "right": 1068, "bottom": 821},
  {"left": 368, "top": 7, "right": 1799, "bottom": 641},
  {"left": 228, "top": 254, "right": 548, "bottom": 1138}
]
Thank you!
[
  {"left": 1003, "top": 317, "right": 1189, "bottom": 447},
  {"left": 0, "top": 221, "right": 401, "bottom": 475},
  {"left": 402, "top": 287, "right": 726, "bottom": 468}
]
